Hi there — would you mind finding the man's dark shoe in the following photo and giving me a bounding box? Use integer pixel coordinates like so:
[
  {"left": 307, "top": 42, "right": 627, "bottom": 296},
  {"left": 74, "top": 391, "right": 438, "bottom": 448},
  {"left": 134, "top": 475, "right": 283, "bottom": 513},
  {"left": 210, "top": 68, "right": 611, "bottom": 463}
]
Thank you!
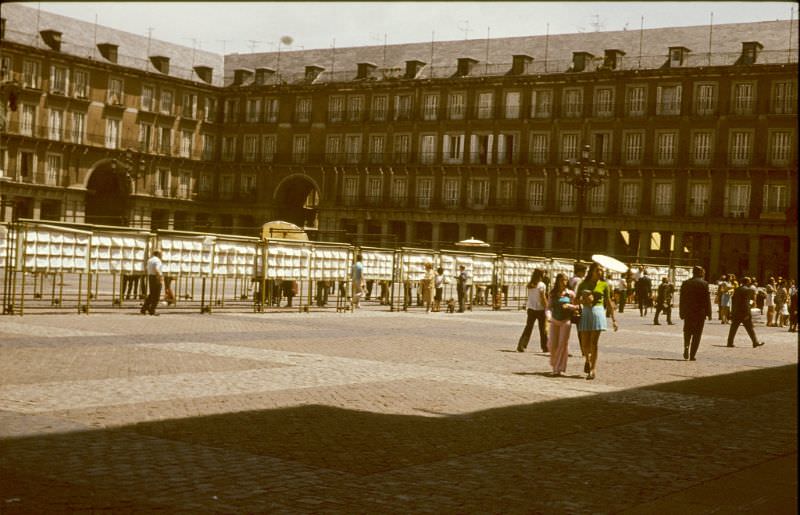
[
  {"left": 689, "top": 357, "right": 696, "bottom": 361},
  {"left": 753, "top": 341, "right": 765, "bottom": 348},
  {"left": 516, "top": 346, "right": 525, "bottom": 353},
  {"left": 654, "top": 321, "right": 661, "bottom": 325},
  {"left": 683, "top": 347, "right": 689, "bottom": 360},
  {"left": 727, "top": 344, "right": 735, "bottom": 347}
]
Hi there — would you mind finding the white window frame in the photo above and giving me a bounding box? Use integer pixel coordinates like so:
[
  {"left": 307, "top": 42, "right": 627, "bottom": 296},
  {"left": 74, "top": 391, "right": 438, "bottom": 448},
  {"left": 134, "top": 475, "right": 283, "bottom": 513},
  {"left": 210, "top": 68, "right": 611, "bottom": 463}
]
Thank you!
[
  {"left": 448, "top": 92, "right": 466, "bottom": 120},
  {"left": 687, "top": 182, "right": 710, "bottom": 217},
  {"left": 45, "top": 153, "right": 62, "bottom": 186},
  {"left": 529, "top": 133, "right": 549, "bottom": 165},
  {"left": 467, "top": 178, "right": 489, "bottom": 209},
  {"left": 443, "top": 177, "right": 461, "bottom": 208},
  {"left": 732, "top": 82, "right": 755, "bottom": 115},
  {"left": 769, "top": 130, "right": 792, "bottom": 166},
  {"left": 48, "top": 109, "right": 64, "bottom": 141},
  {"left": 369, "top": 134, "right": 385, "bottom": 164},
  {"left": 366, "top": 176, "right": 383, "bottom": 204},
  {"left": 422, "top": 93, "right": 439, "bottom": 121},
  {"left": 160, "top": 88, "right": 174, "bottom": 115},
  {"left": 393, "top": 134, "right": 411, "bottom": 163},
  {"left": 557, "top": 180, "right": 576, "bottom": 213},
  {"left": 531, "top": 89, "right": 553, "bottom": 118},
  {"left": 442, "top": 134, "right": 465, "bottom": 164},
  {"left": 343, "top": 176, "right": 359, "bottom": 206},
  {"left": 694, "top": 82, "right": 717, "bottom": 115},
  {"left": 141, "top": 84, "right": 155, "bottom": 112},
  {"left": 21, "top": 104, "right": 36, "bottom": 137},
  {"left": 262, "top": 134, "right": 277, "bottom": 163},
  {"left": 692, "top": 131, "right": 713, "bottom": 165},
  {"left": 105, "top": 118, "right": 121, "bottom": 149},
  {"left": 22, "top": 59, "right": 41, "bottom": 89},
  {"left": 221, "top": 135, "right": 236, "bottom": 161},
  {"left": 626, "top": 85, "right": 646, "bottom": 116},
  {"left": 180, "top": 130, "right": 193, "bottom": 158},
  {"left": 391, "top": 177, "right": 408, "bottom": 206},
  {"left": 620, "top": 181, "right": 641, "bottom": 216},
  {"left": 762, "top": 183, "right": 789, "bottom": 215},
  {"left": 416, "top": 177, "right": 433, "bottom": 208},
  {"left": 264, "top": 97, "right": 279, "bottom": 123},
  {"left": 243, "top": 134, "right": 259, "bottom": 162},
  {"left": 593, "top": 87, "right": 614, "bottom": 117},
  {"left": 345, "top": 134, "right": 362, "bottom": 164},
  {"left": 158, "top": 126, "right": 173, "bottom": 155},
  {"left": 293, "top": 134, "right": 310, "bottom": 163},
  {"left": 527, "top": 179, "right": 545, "bottom": 212},
  {"left": 420, "top": 134, "right": 436, "bottom": 164},
  {"left": 296, "top": 97, "right": 312, "bottom": 122},
  {"left": 504, "top": 91, "right": 521, "bottom": 119},
  {"left": 725, "top": 182, "right": 750, "bottom": 218},
  {"left": 140, "top": 123, "right": 154, "bottom": 153},
  {"left": 476, "top": 91, "right": 494, "bottom": 119},
  {"left": 245, "top": 98, "right": 262, "bottom": 123},
  {"left": 72, "top": 69, "right": 89, "bottom": 99},
  {"left": 70, "top": 111, "right": 85, "bottom": 144},
  {"left": 587, "top": 183, "right": 608, "bottom": 214},
  {"left": 201, "top": 133, "right": 216, "bottom": 160},
  {"left": 496, "top": 133, "right": 519, "bottom": 164},
  {"left": 771, "top": 80, "right": 797, "bottom": 114},
  {"left": 560, "top": 132, "right": 580, "bottom": 161},
  {"left": 108, "top": 77, "right": 124, "bottom": 105},
  {"left": 348, "top": 95, "right": 363, "bottom": 122},
  {"left": 656, "top": 131, "right": 677, "bottom": 165},
  {"left": 394, "top": 94, "right": 413, "bottom": 121},
  {"left": 653, "top": 182, "right": 674, "bottom": 216},
  {"left": 656, "top": 84, "right": 682, "bottom": 115},
  {"left": 623, "top": 131, "right": 643, "bottom": 165},
  {"left": 729, "top": 130, "right": 753, "bottom": 166},
  {"left": 563, "top": 88, "right": 583, "bottom": 118},
  {"left": 371, "top": 95, "right": 388, "bottom": 121},
  {"left": 49, "top": 64, "right": 69, "bottom": 95}
]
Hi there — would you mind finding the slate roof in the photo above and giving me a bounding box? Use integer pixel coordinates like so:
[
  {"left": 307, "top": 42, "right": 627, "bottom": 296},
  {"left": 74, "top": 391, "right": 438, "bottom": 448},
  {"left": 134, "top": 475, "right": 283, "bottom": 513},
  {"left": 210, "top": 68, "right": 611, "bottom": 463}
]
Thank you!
[{"left": 2, "top": 2, "right": 225, "bottom": 87}]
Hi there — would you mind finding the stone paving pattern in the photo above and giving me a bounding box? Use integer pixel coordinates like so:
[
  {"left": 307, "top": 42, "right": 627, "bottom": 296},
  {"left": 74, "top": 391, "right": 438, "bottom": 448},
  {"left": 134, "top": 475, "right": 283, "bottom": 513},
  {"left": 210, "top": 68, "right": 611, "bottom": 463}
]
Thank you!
[{"left": 0, "top": 306, "right": 797, "bottom": 513}]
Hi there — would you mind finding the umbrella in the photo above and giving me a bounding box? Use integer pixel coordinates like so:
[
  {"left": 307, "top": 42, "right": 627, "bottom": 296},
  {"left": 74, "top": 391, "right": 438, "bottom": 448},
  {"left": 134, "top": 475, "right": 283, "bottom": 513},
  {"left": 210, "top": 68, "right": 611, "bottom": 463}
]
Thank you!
[
  {"left": 591, "top": 254, "right": 629, "bottom": 273},
  {"left": 455, "top": 236, "right": 490, "bottom": 248},
  {"left": 261, "top": 220, "right": 308, "bottom": 241}
]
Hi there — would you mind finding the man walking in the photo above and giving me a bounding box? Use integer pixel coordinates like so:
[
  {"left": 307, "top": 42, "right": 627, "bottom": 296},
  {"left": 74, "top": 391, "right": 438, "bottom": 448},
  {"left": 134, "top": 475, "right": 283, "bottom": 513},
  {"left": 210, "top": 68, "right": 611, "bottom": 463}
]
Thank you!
[
  {"left": 456, "top": 265, "right": 468, "bottom": 313},
  {"left": 636, "top": 270, "right": 653, "bottom": 317},
  {"left": 351, "top": 254, "right": 364, "bottom": 309},
  {"left": 727, "top": 276, "right": 765, "bottom": 348},
  {"left": 653, "top": 277, "right": 675, "bottom": 325},
  {"left": 141, "top": 250, "right": 163, "bottom": 316},
  {"left": 679, "top": 266, "right": 712, "bottom": 360}
]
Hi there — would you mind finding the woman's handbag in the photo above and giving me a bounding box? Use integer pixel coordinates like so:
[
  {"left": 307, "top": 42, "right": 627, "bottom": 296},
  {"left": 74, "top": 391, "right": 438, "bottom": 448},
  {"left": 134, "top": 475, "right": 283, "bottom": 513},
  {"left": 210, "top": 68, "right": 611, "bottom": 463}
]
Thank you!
[{"left": 570, "top": 308, "right": 581, "bottom": 325}]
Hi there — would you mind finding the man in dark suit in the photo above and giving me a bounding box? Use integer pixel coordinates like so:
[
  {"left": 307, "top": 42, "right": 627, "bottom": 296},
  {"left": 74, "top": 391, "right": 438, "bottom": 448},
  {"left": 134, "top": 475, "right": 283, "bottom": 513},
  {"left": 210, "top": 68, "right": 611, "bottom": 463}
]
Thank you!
[
  {"left": 727, "top": 276, "right": 765, "bottom": 348},
  {"left": 679, "top": 266, "right": 712, "bottom": 360},
  {"left": 636, "top": 270, "right": 653, "bottom": 317}
]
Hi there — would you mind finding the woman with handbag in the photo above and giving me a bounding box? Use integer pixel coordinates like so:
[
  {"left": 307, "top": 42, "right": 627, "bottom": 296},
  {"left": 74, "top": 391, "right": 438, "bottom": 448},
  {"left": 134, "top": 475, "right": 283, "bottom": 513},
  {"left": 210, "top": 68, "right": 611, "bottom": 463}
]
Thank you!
[
  {"left": 547, "top": 273, "right": 579, "bottom": 376},
  {"left": 516, "top": 269, "right": 548, "bottom": 352},
  {"left": 576, "top": 262, "right": 618, "bottom": 380}
]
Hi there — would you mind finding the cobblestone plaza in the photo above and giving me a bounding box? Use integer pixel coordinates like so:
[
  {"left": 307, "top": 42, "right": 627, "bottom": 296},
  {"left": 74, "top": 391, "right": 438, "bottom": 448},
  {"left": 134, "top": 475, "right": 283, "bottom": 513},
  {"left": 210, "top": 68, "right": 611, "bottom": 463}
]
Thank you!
[{"left": 0, "top": 307, "right": 796, "bottom": 513}]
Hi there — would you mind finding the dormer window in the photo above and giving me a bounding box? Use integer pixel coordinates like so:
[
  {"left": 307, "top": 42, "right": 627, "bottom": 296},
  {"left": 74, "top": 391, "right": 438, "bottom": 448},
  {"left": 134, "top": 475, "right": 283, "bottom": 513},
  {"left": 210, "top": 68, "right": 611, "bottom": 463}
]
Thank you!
[
  {"left": 97, "top": 43, "right": 118, "bottom": 63},
  {"left": 668, "top": 46, "right": 690, "bottom": 68},
  {"left": 149, "top": 56, "right": 170, "bottom": 75},
  {"left": 194, "top": 65, "right": 213, "bottom": 84},
  {"left": 510, "top": 55, "right": 533, "bottom": 75},
  {"left": 254, "top": 67, "right": 274, "bottom": 85},
  {"left": 356, "top": 62, "right": 377, "bottom": 80},
  {"left": 40, "top": 30, "right": 62, "bottom": 52},
  {"left": 738, "top": 41, "right": 763, "bottom": 65},
  {"left": 404, "top": 60, "right": 425, "bottom": 79},
  {"left": 603, "top": 49, "right": 625, "bottom": 70},
  {"left": 456, "top": 58, "right": 478, "bottom": 77},
  {"left": 305, "top": 65, "right": 325, "bottom": 82},
  {"left": 571, "top": 52, "right": 595, "bottom": 72}
]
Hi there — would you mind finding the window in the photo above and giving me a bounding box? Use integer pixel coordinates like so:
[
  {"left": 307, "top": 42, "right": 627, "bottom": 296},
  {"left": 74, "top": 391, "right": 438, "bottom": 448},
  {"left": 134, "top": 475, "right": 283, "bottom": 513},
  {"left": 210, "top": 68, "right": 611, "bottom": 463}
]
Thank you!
[
  {"left": 726, "top": 183, "right": 750, "bottom": 217},
  {"left": 467, "top": 178, "right": 488, "bottom": 209},
  {"left": 48, "top": 109, "right": 63, "bottom": 141},
  {"left": 772, "top": 80, "right": 797, "bottom": 114},
  {"left": 729, "top": 130, "right": 752, "bottom": 165},
  {"left": 593, "top": 87, "right": 614, "bottom": 117},
  {"left": 105, "top": 118, "right": 120, "bottom": 149},
  {"left": 694, "top": 83, "right": 717, "bottom": 115},
  {"left": 656, "top": 84, "right": 681, "bottom": 115},
  {"left": 245, "top": 98, "right": 262, "bottom": 123},
  {"left": 366, "top": 176, "right": 382, "bottom": 205},
  {"left": 295, "top": 97, "right": 311, "bottom": 123},
  {"left": 69, "top": 112, "right": 85, "bottom": 144},
  {"left": 348, "top": 95, "right": 364, "bottom": 122},
  {"left": 497, "top": 133, "right": 518, "bottom": 164},
  {"left": 587, "top": 183, "right": 607, "bottom": 214},
  {"left": 560, "top": 133, "right": 579, "bottom": 161},
  {"left": 201, "top": 133, "right": 216, "bottom": 160},
  {"left": 417, "top": 177, "right": 433, "bottom": 208},
  {"left": 262, "top": 135, "right": 276, "bottom": 162},
  {"left": 220, "top": 175, "right": 233, "bottom": 199},
  {"left": 443, "top": 178, "right": 460, "bottom": 208},
  {"left": 442, "top": 134, "right": 465, "bottom": 164},
  {"left": 222, "top": 136, "right": 236, "bottom": 161},
  {"left": 626, "top": 85, "right": 646, "bottom": 116},
  {"left": 762, "top": 184, "right": 789, "bottom": 215},
  {"left": 155, "top": 168, "right": 170, "bottom": 196},
  {"left": 345, "top": 134, "right": 362, "bottom": 164},
  {"left": 562, "top": 88, "right": 582, "bottom": 118},
  {"left": 504, "top": 91, "right": 521, "bottom": 119},
  {"left": 656, "top": 132, "right": 677, "bottom": 165},
  {"left": 108, "top": 78, "right": 124, "bottom": 105},
  {"left": 394, "top": 94, "right": 412, "bottom": 121},
  {"left": 160, "top": 89, "right": 173, "bottom": 114},
  {"left": 177, "top": 172, "right": 192, "bottom": 198},
  {"left": 732, "top": 82, "right": 754, "bottom": 115},
  {"left": 326, "top": 135, "right": 342, "bottom": 163},
  {"left": 371, "top": 95, "right": 388, "bottom": 121},
  {"left": 531, "top": 89, "right": 552, "bottom": 118},
  {"left": 557, "top": 180, "right": 576, "bottom": 212},
  {"left": 328, "top": 95, "right": 344, "bottom": 122},
  {"left": 620, "top": 182, "right": 641, "bottom": 215},
  {"left": 224, "top": 98, "right": 238, "bottom": 122},
  {"left": 420, "top": 134, "right": 436, "bottom": 164},
  {"left": 158, "top": 127, "right": 173, "bottom": 155},
  {"left": 343, "top": 176, "right": 358, "bottom": 206},
  {"left": 687, "top": 183, "right": 709, "bottom": 217},
  {"left": 393, "top": 134, "right": 411, "bottom": 163},
  {"left": 180, "top": 130, "right": 193, "bottom": 158},
  {"left": 527, "top": 180, "right": 545, "bottom": 212},
  {"left": 497, "top": 179, "right": 515, "bottom": 207},
  {"left": 49, "top": 65, "right": 68, "bottom": 95},
  {"left": 477, "top": 92, "right": 494, "bottom": 119},
  {"left": 624, "top": 132, "right": 643, "bottom": 165},
  {"left": 22, "top": 60, "right": 40, "bottom": 89},
  {"left": 592, "top": 133, "right": 612, "bottom": 163},
  {"left": 0, "top": 56, "right": 11, "bottom": 82},
  {"left": 692, "top": 132, "right": 713, "bottom": 165},
  {"left": 769, "top": 131, "right": 792, "bottom": 166},
  {"left": 18, "top": 151, "right": 36, "bottom": 181},
  {"left": 203, "top": 97, "right": 218, "bottom": 122},
  {"left": 141, "top": 85, "right": 155, "bottom": 111},
  {"left": 369, "top": 135, "right": 385, "bottom": 164},
  {"left": 529, "top": 133, "right": 549, "bottom": 164},
  {"left": 45, "top": 154, "right": 61, "bottom": 186},
  {"left": 198, "top": 173, "right": 212, "bottom": 195},
  {"left": 240, "top": 174, "right": 256, "bottom": 196},
  {"left": 21, "top": 104, "right": 36, "bottom": 136},
  {"left": 293, "top": 135, "right": 309, "bottom": 163},
  {"left": 72, "top": 69, "right": 89, "bottom": 99},
  {"left": 653, "top": 182, "right": 673, "bottom": 216},
  {"left": 182, "top": 94, "right": 198, "bottom": 119},
  {"left": 264, "top": 97, "right": 279, "bottom": 123},
  {"left": 243, "top": 135, "right": 259, "bottom": 161},
  {"left": 448, "top": 92, "right": 465, "bottom": 120},
  {"left": 391, "top": 177, "right": 407, "bottom": 206},
  {"left": 422, "top": 93, "right": 439, "bottom": 121},
  {"left": 470, "top": 134, "right": 494, "bottom": 164}
]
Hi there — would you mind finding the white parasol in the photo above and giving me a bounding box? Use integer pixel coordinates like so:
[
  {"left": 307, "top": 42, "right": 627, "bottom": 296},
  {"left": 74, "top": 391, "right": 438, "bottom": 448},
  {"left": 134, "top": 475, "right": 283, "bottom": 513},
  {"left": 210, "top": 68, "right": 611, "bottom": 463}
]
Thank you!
[
  {"left": 455, "top": 236, "right": 490, "bottom": 248},
  {"left": 591, "top": 254, "right": 629, "bottom": 273},
  {"left": 261, "top": 220, "right": 308, "bottom": 241}
]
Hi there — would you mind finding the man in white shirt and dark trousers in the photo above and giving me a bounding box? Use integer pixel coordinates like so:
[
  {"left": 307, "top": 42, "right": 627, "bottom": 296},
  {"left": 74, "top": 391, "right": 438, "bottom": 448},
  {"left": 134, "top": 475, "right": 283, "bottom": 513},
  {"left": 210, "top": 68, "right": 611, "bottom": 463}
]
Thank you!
[
  {"left": 517, "top": 269, "right": 548, "bottom": 353},
  {"left": 141, "top": 250, "right": 164, "bottom": 316}
]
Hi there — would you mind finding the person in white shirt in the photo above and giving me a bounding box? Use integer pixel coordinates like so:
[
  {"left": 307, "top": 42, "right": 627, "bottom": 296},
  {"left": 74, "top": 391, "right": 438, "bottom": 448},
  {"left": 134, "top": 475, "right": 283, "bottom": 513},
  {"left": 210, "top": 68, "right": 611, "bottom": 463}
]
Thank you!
[
  {"left": 141, "top": 250, "right": 163, "bottom": 315},
  {"left": 517, "top": 269, "right": 549, "bottom": 352}
]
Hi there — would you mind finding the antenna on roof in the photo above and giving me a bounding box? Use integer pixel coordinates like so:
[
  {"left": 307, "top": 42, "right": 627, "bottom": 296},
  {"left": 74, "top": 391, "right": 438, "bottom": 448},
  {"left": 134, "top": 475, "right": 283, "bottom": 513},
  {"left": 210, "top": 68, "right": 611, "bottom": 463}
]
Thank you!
[
  {"left": 458, "top": 20, "right": 470, "bottom": 40},
  {"left": 789, "top": 5, "right": 795, "bottom": 63},
  {"left": 217, "top": 39, "right": 230, "bottom": 54},
  {"left": 383, "top": 33, "right": 387, "bottom": 68},
  {"left": 93, "top": 14, "right": 98, "bottom": 60},
  {"left": 331, "top": 38, "right": 335, "bottom": 76},
  {"left": 544, "top": 23, "right": 549, "bottom": 72},
  {"left": 485, "top": 27, "right": 491, "bottom": 74},
  {"left": 430, "top": 31, "right": 435, "bottom": 79},
  {"left": 590, "top": 14, "right": 605, "bottom": 32},
  {"left": 707, "top": 12, "right": 713, "bottom": 66},
  {"left": 147, "top": 28, "right": 154, "bottom": 57},
  {"left": 248, "top": 40, "right": 262, "bottom": 53},
  {"left": 638, "top": 16, "right": 644, "bottom": 69}
]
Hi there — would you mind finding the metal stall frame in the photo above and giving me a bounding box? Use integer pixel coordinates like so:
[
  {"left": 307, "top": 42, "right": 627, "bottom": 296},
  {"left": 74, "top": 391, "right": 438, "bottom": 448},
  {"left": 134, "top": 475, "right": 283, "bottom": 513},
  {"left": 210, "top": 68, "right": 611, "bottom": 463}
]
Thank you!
[
  {"left": 311, "top": 241, "right": 354, "bottom": 312},
  {"left": 394, "top": 247, "right": 441, "bottom": 312},
  {"left": 356, "top": 245, "right": 396, "bottom": 311},
  {"left": 499, "top": 254, "right": 551, "bottom": 310},
  {"left": 155, "top": 230, "right": 216, "bottom": 313},
  {"left": 207, "top": 233, "right": 261, "bottom": 311},
  {"left": 262, "top": 237, "right": 313, "bottom": 311}
]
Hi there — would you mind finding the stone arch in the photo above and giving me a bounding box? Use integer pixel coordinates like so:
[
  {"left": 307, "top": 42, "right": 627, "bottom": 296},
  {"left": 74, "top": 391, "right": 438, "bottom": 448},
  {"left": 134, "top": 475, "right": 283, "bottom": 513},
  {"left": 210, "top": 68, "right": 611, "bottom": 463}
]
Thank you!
[
  {"left": 272, "top": 174, "right": 320, "bottom": 229},
  {"left": 84, "top": 159, "right": 132, "bottom": 226}
]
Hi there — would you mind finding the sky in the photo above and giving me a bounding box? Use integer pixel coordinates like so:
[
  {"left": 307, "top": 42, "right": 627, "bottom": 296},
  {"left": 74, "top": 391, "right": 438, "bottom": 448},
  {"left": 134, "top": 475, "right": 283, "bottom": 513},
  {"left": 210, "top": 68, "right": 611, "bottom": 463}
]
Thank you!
[{"left": 27, "top": 1, "right": 798, "bottom": 55}]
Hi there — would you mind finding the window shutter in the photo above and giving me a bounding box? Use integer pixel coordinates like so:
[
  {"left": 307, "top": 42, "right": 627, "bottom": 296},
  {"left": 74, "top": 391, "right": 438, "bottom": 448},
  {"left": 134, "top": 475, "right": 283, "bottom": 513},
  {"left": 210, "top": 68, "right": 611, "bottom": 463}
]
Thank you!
[
  {"left": 487, "top": 135, "right": 494, "bottom": 164},
  {"left": 470, "top": 135, "right": 479, "bottom": 163},
  {"left": 497, "top": 134, "right": 506, "bottom": 163},
  {"left": 442, "top": 135, "right": 451, "bottom": 160}
]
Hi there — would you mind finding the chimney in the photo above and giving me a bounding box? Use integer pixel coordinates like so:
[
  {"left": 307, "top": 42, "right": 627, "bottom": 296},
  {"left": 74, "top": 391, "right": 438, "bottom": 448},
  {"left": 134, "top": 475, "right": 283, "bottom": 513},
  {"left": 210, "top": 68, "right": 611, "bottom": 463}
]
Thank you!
[
  {"left": 305, "top": 65, "right": 325, "bottom": 82},
  {"left": 570, "top": 52, "right": 594, "bottom": 72},
  {"left": 668, "top": 46, "right": 690, "bottom": 67},
  {"left": 356, "top": 62, "right": 377, "bottom": 79},
  {"left": 194, "top": 65, "right": 213, "bottom": 84},
  {"left": 39, "top": 29, "right": 62, "bottom": 52},
  {"left": 404, "top": 60, "right": 425, "bottom": 79},
  {"left": 149, "top": 56, "right": 170, "bottom": 74},
  {"left": 738, "top": 41, "right": 763, "bottom": 65},
  {"left": 97, "top": 43, "right": 118, "bottom": 63},
  {"left": 510, "top": 54, "right": 533, "bottom": 75},
  {"left": 603, "top": 49, "right": 625, "bottom": 70},
  {"left": 233, "top": 68, "right": 253, "bottom": 86},
  {"left": 456, "top": 57, "right": 478, "bottom": 77},
  {"left": 254, "top": 67, "right": 275, "bottom": 85}
]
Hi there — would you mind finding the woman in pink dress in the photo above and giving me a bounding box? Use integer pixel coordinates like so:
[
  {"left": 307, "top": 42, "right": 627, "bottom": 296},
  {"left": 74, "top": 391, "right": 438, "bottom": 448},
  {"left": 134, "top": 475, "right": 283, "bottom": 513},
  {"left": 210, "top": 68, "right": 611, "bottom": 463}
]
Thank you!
[{"left": 547, "top": 273, "right": 579, "bottom": 376}]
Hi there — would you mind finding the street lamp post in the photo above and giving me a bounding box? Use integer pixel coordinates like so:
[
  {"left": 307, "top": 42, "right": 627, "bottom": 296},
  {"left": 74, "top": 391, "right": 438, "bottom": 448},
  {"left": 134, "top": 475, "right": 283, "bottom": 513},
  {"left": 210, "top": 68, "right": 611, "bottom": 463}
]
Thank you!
[{"left": 561, "top": 144, "right": 608, "bottom": 262}]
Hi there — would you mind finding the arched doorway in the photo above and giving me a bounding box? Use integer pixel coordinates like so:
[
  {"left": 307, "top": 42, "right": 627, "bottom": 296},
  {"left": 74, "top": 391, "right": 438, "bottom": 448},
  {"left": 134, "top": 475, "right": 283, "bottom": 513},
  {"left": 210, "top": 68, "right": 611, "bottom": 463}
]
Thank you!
[
  {"left": 86, "top": 162, "right": 129, "bottom": 226},
  {"left": 274, "top": 175, "right": 319, "bottom": 230}
]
